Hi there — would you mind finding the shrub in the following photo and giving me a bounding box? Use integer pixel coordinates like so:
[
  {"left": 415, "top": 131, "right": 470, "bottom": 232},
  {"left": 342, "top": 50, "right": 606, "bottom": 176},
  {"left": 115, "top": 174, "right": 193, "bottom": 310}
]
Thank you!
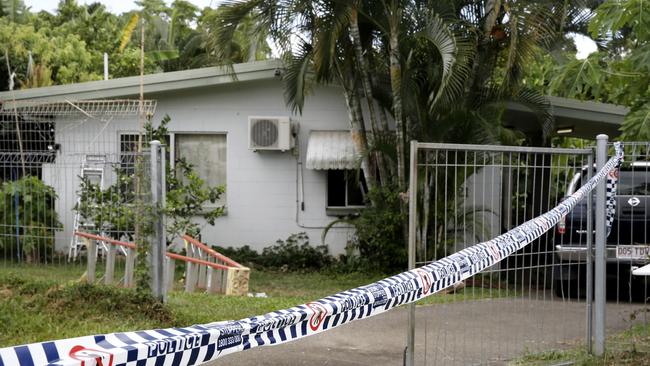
[
  {"left": 0, "top": 177, "right": 62, "bottom": 263},
  {"left": 347, "top": 185, "right": 407, "bottom": 272},
  {"left": 213, "top": 233, "right": 334, "bottom": 271}
]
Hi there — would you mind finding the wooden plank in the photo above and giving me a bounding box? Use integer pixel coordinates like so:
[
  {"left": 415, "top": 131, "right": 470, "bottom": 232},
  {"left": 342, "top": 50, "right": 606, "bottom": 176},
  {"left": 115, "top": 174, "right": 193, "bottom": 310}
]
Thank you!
[
  {"left": 105, "top": 243, "right": 117, "bottom": 285},
  {"left": 85, "top": 238, "right": 96, "bottom": 284},
  {"left": 185, "top": 261, "right": 196, "bottom": 292},
  {"left": 124, "top": 247, "right": 135, "bottom": 288},
  {"left": 225, "top": 267, "right": 250, "bottom": 296},
  {"left": 207, "top": 267, "right": 217, "bottom": 293},
  {"left": 197, "top": 250, "right": 207, "bottom": 289},
  {"left": 165, "top": 258, "right": 175, "bottom": 293}
]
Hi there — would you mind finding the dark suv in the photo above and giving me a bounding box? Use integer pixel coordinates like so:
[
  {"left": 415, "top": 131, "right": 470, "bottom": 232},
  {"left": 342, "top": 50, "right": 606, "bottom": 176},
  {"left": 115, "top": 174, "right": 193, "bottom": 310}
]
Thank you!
[{"left": 554, "top": 162, "right": 650, "bottom": 299}]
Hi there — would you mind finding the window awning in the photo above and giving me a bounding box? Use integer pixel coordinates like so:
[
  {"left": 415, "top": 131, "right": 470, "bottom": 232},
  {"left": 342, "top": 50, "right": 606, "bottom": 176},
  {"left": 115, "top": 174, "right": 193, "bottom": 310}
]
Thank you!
[{"left": 306, "top": 131, "right": 360, "bottom": 170}]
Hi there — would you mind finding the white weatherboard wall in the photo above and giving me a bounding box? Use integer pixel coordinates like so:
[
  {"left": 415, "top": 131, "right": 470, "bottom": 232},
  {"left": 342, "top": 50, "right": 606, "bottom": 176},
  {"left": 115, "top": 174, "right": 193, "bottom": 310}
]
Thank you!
[{"left": 46, "top": 79, "right": 355, "bottom": 254}]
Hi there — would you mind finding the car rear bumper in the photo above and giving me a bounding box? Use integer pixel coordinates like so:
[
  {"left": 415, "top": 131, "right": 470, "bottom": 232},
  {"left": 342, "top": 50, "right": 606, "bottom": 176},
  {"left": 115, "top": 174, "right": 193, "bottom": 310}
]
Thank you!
[{"left": 555, "top": 245, "right": 650, "bottom": 265}]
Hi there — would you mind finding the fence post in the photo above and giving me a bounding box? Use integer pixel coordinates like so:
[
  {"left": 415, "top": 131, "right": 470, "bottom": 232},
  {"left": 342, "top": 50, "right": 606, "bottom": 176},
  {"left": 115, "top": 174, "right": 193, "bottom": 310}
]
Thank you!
[
  {"left": 124, "top": 247, "right": 135, "bottom": 287},
  {"left": 586, "top": 152, "right": 594, "bottom": 353},
  {"left": 406, "top": 141, "right": 418, "bottom": 366},
  {"left": 164, "top": 257, "right": 175, "bottom": 293},
  {"left": 150, "top": 140, "right": 165, "bottom": 301},
  {"left": 594, "top": 134, "right": 608, "bottom": 356},
  {"left": 85, "top": 238, "right": 96, "bottom": 284},
  {"left": 185, "top": 243, "right": 197, "bottom": 293},
  {"left": 105, "top": 243, "right": 116, "bottom": 285}
]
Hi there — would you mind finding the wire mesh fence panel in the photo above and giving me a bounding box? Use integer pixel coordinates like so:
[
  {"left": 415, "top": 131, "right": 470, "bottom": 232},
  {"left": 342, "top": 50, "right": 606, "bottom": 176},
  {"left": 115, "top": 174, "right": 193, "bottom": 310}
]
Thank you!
[
  {"left": 0, "top": 99, "right": 156, "bottom": 284},
  {"left": 605, "top": 141, "right": 650, "bottom": 354},
  {"left": 409, "top": 143, "right": 648, "bottom": 365}
]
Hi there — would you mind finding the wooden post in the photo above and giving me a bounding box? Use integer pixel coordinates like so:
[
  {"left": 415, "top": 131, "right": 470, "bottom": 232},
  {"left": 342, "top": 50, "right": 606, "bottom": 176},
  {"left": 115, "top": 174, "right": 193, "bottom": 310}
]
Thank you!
[
  {"left": 207, "top": 267, "right": 217, "bottom": 293},
  {"left": 225, "top": 267, "right": 250, "bottom": 296},
  {"left": 165, "top": 257, "right": 175, "bottom": 293},
  {"left": 185, "top": 247, "right": 196, "bottom": 293},
  {"left": 105, "top": 243, "right": 117, "bottom": 285},
  {"left": 124, "top": 247, "right": 135, "bottom": 288},
  {"left": 197, "top": 250, "right": 207, "bottom": 289},
  {"left": 85, "top": 238, "right": 96, "bottom": 284}
]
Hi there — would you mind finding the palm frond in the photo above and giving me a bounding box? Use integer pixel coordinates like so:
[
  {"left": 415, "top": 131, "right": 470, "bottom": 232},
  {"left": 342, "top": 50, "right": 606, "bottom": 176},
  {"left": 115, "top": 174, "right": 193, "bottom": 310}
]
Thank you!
[
  {"left": 620, "top": 104, "right": 650, "bottom": 141},
  {"left": 119, "top": 13, "right": 140, "bottom": 52},
  {"left": 510, "top": 88, "right": 554, "bottom": 142},
  {"left": 419, "top": 15, "right": 474, "bottom": 112},
  {"left": 147, "top": 49, "right": 180, "bottom": 62},
  {"left": 208, "top": 0, "right": 261, "bottom": 65},
  {"left": 283, "top": 40, "right": 314, "bottom": 114},
  {"left": 312, "top": 2, "right": 350, "bottom": 83}
]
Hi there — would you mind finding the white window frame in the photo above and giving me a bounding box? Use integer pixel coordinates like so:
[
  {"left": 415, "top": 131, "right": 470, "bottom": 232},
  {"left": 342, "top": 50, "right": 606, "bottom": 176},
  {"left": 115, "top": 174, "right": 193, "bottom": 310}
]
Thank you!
[{"left": 326, "top": 169, "right": 366, "bottom": 216}]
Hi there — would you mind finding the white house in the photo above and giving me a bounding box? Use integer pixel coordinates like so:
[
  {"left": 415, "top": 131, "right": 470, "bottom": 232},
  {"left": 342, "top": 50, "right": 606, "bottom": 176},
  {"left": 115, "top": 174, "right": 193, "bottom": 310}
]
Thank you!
[
  {"left": 0, "top": 60, "right": 368, "bottom": 255},
  {"left": 0, "top": 59, "right": 629, "bottom": 257}
]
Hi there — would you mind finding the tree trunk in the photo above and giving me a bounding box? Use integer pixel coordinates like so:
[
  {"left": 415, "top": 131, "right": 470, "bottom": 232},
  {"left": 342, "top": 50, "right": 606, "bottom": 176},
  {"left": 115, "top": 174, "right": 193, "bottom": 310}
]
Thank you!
[
  {"left": 337, "top": 64, "right": 376, "bottom": 192},
  {"left": 387, "top": 3, "right": 409, "bottom": 250},
  {"left": 350, "top": 6, "right": 390, "bottom": 184},
  {"left": 389, "top": 23, "right": 405, "bottom": 190}
]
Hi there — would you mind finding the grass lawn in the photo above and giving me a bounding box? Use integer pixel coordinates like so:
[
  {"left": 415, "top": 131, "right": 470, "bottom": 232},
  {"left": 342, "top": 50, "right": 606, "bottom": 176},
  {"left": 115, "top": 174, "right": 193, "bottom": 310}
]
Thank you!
[
  {"left": 0, "top": 262, "right": 514, "bottom": 348},
  {"left": 512, "top": 320, "right": 650, "bottom": 365}
]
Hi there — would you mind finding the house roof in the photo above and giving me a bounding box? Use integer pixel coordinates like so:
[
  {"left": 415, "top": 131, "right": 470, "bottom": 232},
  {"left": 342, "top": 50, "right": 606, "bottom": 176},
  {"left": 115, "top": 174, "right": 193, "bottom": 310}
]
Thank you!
[
  {"left": 0, "top": 58, "right": 629, "bottom": 139},
  {"left": 0, "top": 60, "right": 282, "bottom": 102}
]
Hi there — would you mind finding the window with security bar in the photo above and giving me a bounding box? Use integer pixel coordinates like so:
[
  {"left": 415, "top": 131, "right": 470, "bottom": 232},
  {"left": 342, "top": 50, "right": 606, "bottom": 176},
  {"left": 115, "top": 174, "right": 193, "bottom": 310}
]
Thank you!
[{"left": 0, "top": 115, "right": 56, "bottom": 180}]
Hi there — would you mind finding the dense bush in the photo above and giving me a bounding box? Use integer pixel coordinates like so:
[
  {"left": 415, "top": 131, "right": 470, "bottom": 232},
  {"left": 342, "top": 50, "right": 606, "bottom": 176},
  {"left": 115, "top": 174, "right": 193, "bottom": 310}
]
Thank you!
[
  {"left": 213, "top": 233, "right": 334, "bottom": 271},
  {"left": 347, "top": 185, "right": 407, "bottom": 272},
  {"left": 0, "top": 177, "right": 62, "bottom": 263}
]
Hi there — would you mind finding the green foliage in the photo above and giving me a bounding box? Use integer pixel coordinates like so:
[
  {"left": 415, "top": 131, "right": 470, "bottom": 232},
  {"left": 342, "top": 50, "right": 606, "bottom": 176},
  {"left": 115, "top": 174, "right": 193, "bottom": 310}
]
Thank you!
[
  {"left": 0, "top": 177, "right": 62, "bottom": 262},
  {"left": 74, "top": 169, "right": 137, "bottom": 240},
  {"left": 260, "top": 233, "right": 333, "bottom": 271},
  {"left": 165, "top": 158, "right": 225, "bottom": 240},
  {"left": 214, "top": 233, "right": 334, "bottom": 271},
  {"left": 0, "top": 18, "right": 99, "bottom": 89},
  {"left": 0, "top": 0, "right": 27, "bottom": 23},
  {"left": 526, "top": 0, "right": 650, "bottom": 141},
  {"left": 0, "top": 0, "right": 271, "bottom": 90},
  {"left": 74, "top": 116, "right": 225, "bottom": 243},
  {"left": 348, "top": 185, "right": 407, "bottom": 272}
]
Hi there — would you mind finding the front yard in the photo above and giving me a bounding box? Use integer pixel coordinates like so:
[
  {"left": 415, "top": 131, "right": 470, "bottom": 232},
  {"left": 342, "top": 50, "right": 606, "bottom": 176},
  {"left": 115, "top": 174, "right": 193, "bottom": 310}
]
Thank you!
[{"left": 0, "top": 263, "right": 511, "bottom": 348}]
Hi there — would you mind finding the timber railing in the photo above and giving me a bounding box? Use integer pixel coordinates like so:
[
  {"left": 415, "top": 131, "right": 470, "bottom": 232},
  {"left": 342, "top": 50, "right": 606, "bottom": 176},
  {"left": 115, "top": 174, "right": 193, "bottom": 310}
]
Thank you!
[{"left": 73, "top": 231, "right": 249, "bottom": 296}]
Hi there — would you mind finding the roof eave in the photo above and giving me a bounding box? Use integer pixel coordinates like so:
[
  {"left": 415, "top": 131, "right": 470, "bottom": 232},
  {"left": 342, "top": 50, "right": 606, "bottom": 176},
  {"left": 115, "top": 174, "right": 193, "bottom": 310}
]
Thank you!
[{"left": 0, "top": 59, "right": 282, "bottom": 102}]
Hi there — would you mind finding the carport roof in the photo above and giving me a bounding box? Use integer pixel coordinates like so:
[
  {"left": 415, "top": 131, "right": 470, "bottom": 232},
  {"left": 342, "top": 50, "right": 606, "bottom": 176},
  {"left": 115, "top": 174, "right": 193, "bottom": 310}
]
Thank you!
[{"left": 505, "top": 96, "right": 629, "bottom": 139}]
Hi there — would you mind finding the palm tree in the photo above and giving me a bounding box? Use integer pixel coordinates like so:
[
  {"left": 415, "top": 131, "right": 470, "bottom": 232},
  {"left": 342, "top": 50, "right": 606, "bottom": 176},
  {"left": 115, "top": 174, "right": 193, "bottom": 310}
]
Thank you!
[{"left": 208, "top": 0, "right": 588, "bottom": 263}]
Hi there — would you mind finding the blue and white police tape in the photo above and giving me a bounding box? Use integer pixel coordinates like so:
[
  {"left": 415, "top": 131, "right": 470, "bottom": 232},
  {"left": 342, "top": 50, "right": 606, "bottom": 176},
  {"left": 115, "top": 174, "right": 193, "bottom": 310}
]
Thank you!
[{"left": 0, "top": 143, "right": 623, "bottom": 366}]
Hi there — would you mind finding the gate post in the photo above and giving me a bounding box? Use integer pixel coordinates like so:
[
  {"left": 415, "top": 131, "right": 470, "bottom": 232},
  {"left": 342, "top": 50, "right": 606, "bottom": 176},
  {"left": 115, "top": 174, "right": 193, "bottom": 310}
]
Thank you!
[
  {"left": 586, "top": 152, "right": 594, "bottom": 353},
  {"left": 594, "top": 134, "right": 608, "bottom": 356},
  {"left": 406, "top": 141, "right": 418, "bottom": 366},
  {"left": 150, "top": 140, "right": 165, "bottom": 301}
]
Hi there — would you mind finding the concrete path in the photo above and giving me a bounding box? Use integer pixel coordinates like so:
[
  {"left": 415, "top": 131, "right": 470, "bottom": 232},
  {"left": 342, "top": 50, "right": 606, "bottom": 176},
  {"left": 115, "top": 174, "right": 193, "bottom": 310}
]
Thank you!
[{"left": 207, "top": 296, "right": 648, "bottom": 366}]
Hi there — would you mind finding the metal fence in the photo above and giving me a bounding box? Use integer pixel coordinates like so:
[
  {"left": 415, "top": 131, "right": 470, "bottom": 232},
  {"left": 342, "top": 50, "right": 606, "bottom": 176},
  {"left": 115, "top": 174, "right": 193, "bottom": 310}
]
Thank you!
[
  {"left": 0, "top": 99, "right": 156, "bottom": 282},
  {"left": 407, "top": 139, "right": 649, "bottom": 365}
]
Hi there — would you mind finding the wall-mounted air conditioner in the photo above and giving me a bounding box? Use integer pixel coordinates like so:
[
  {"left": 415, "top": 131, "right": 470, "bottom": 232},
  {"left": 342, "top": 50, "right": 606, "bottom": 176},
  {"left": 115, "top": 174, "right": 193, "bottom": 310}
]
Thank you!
[{"left": 248, "top": 116, "right": 294, "bottom": 151}]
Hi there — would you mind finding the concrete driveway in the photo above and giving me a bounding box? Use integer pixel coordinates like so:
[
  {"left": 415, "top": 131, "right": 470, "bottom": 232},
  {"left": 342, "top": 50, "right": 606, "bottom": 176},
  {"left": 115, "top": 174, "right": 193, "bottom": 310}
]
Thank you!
[{"left": 207, "top": 296, "right": 647, "bottom": 366}]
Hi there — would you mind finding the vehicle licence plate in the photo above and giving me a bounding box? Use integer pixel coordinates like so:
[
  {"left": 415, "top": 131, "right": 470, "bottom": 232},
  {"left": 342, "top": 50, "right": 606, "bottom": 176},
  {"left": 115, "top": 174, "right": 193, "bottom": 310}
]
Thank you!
[{"left": 616, "top": 245, "right": 650, "bottom": 260}]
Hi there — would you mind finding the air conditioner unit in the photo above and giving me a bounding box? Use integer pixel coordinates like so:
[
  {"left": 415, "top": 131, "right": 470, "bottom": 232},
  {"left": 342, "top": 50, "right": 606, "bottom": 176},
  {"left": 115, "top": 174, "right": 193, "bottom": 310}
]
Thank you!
[{"left": 248, "top": 116, "right": 294, "bottom": 151}]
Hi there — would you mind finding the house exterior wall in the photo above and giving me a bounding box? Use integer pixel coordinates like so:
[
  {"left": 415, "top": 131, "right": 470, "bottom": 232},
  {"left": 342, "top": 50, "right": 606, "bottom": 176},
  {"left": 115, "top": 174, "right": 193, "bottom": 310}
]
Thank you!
[{"left": 44, "top": 79, "right": 356, "bottom": 255}]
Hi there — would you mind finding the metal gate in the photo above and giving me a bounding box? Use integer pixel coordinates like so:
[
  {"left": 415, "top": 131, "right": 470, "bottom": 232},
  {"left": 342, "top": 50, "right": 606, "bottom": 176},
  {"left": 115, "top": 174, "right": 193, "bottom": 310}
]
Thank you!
[{"left": 406, "top": 136, "right": 649, "bottom": 365}]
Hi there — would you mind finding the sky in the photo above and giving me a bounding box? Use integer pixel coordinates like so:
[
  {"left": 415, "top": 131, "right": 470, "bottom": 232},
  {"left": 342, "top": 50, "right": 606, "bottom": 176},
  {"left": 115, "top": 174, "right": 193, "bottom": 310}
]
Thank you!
[{"left": 25, "top": 0, "right": 599, "bottom": 59}]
